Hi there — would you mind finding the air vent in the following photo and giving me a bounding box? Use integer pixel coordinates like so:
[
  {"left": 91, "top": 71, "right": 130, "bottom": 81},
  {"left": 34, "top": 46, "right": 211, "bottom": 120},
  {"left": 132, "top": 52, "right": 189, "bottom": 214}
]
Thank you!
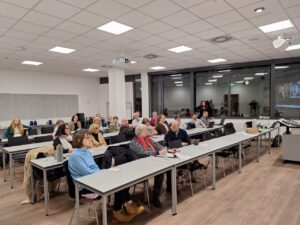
[
  {"left": 144, "top": 54, "right": 159, "bottom": 59},
  {"left": 210, "top": 35, "right": 232, "bottom": 43}
]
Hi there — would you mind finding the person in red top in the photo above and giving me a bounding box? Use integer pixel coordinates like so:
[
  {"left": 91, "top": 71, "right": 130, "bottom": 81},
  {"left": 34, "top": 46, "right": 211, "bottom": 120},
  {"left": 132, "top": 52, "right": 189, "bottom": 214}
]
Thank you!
[{"left": 149, "top": 111, "right": 158, "bottom": 127}]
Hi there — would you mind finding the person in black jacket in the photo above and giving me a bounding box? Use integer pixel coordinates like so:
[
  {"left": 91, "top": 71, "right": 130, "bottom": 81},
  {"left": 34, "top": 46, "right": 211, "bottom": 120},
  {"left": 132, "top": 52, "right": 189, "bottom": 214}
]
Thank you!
[{"left": 53, "top": 123, "right": 73, "bottom": 153}]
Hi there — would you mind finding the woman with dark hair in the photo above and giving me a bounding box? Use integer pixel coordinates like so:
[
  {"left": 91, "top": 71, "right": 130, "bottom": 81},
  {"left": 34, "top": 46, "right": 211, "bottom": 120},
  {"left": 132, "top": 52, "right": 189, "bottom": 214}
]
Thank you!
[
  {"left": 196, "top": 101, "right": 207, "bottom": 119},
  {"left": 205, "top": 100, "right": 213, "bottom": 117},
  {"left": 53, "top": 123, "right": 73, "bottom": 153},
  {"left": 70, "top": 115, "right": 82, "bottom": 131}
]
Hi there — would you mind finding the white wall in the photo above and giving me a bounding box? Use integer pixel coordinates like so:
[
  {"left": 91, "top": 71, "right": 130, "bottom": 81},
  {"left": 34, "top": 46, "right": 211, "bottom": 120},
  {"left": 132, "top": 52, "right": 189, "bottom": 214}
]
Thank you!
[
  {"left": 164, "top": 85, "right": 190, "bottom": 112},
  {"left": 0, "top": 68, "right": 100, "bottom": 127}
]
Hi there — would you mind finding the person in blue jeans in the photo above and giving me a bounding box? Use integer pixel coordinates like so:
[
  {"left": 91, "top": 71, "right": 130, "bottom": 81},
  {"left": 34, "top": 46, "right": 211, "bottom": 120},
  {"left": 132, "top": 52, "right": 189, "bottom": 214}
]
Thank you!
[{"left": 68, "top": 130, "right": 144, "bottom": 223}]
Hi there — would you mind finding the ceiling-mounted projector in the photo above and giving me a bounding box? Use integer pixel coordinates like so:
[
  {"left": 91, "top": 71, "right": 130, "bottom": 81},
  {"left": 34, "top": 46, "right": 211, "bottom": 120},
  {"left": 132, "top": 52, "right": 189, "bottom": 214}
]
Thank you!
[
  {"left": 112, "top": 57, "right": 130, "bottom": 64},
  {"left": 273, "top": 34, "right": 291, "bottom": 51}
]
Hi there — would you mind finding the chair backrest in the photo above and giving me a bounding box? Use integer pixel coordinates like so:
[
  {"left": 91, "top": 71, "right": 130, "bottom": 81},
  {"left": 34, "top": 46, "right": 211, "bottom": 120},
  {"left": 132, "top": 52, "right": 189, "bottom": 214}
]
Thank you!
[
  {"left": 214, "top": 129, "right": 223, "bottom": 138},
  {"left": 63, "top": 160, "right": 75, "bottom": 199},
  {"left": 110, "top": 133, "right": 127, "bottom": 144},
  {"left": 186, "top": 122, "right": 196, "bottom": 130},
  {"left": 245, "top": 121, "right": 253, "bottom": 128},
  {"left": 28, "top": 128, "right": 38, "bottom": 136},
  {"left": 41, "top": 126, "right": 54, "bottom": 134},
  {"left": 34, "top": 135, "right": 53, "bottom": 143},
  {"left": 223, "top": 123, "right": 236, "bottom": 135},
  {"left": 201, "top": 132, "right": 212, "bottom": 141},
  {"left": 7, "top": 136, "right": 30, "bottom": 146},
  {"left": 168, "top": 139, "right": 183, "bottom": 148}
]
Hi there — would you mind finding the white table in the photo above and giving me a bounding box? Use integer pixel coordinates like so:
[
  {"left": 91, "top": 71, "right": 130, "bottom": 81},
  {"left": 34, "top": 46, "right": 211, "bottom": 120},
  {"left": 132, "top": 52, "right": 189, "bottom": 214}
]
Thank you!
[
  {"left": 1, "top": 133, "right": 53, "bottom": 144},
  {"left": 2, "top": 141, "right": 53, "bottom": 188}
]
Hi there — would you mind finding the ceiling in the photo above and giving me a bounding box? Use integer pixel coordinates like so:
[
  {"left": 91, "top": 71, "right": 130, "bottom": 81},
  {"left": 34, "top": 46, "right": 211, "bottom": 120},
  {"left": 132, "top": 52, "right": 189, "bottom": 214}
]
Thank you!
[{"left": 0, "top": 0, "right": 300, "bottom": 77}]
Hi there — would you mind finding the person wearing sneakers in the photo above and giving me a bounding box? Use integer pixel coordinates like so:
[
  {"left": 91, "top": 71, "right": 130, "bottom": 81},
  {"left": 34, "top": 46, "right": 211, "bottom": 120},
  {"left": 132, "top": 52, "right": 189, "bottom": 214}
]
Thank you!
[
  {"left": 68, "top": 129, "right": 144, "bottom": 223},
  {"left": 129, "top": 124, "right": 167, "bottom": 208}
]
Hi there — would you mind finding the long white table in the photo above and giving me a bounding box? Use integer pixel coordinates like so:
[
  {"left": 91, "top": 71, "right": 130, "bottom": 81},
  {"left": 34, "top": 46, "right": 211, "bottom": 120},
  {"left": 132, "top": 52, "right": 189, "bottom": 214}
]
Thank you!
[
  {"left": 2, "top": 141, "right": 53, "bottom": 188},
  {"left": 1, "top": 133, "right": 54, "bottom": 144}
]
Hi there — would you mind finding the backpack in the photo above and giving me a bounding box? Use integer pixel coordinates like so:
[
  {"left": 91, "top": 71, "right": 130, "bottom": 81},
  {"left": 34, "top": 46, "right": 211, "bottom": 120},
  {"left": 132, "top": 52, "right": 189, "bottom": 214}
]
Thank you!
[{"left": 271, "top": 135, "right": 282, "bottom": 147}]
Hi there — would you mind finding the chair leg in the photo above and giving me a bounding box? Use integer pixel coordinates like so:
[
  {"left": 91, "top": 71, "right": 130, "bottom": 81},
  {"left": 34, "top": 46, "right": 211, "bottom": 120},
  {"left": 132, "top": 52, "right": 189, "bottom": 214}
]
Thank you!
[
  {"left": 242, "top": 150, "right": 246, "bottom": 165},
  {"left": 188, "top": 171, "right": 194, "bottom": 196},
  {"left": 144, "top": 181, "right": 150, "bottom": 209},
  {"left": 201, "top": 168, "right": 207, "bottom": 188},
  {"left": 69, "top": 205, "right": 76, "bottom": 225},
  {"left": 56, "top": 179, "right": 61, "bottom": 193},
  {"left": 132, "top": 185, "right": 136, "bottom": 201},
  {"left": 93, "top": 200, "right": 99, "bottom": 225}
]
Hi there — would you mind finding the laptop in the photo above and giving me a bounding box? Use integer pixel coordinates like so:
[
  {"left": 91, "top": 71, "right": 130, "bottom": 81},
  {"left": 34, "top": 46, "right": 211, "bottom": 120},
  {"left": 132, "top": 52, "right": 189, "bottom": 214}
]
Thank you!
[
  {"left": 215, "top": 116, "right": 225, "bottom": 125},
  {"left": 207, "top": 121, "right": 215, "bottom": 128}
]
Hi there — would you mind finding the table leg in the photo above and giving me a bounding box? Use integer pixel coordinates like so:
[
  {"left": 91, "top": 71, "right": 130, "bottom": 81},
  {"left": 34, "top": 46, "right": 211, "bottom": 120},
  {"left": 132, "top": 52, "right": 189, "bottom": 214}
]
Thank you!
[
  {"left": 256, "top": 137, "right": 260, "bottom": 162},
  {"left": 9, "top": 153, "right": 13, "bottom": 188},
  {"left": 75, "top": 183, "right": 80, "bottom": 225},
  {"left": 238, "top": 143, "right": 242, "bottom": 174},
  {"left": 43, "top": 169, "right": 49, "bottom": 216},
  {"left": 102, "top": 195, "right": 107, "bottom": 225},
  {"left": 211, "top": 153, "right": 216, "bottom": 190},
  {"left": 277, "top": 127, "right": 280, "bottom": 147},
  {"left": 171, "top": 167, "right": 177, "bottom": 215},
  {"left": 2, "top": 150, "right": 6, "bottom": 182},
  {"left": 30, "top": 163, "right": 35, "bottom": 203},
  {"left": 268, "top": 131, "right": 271, "bottom": 154}
]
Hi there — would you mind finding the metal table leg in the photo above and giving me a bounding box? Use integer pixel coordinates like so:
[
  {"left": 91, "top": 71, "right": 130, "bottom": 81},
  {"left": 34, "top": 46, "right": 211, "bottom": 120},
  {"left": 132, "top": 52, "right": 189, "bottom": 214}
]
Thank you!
[
  {"left": 238, "top": 143, "right": 242, "bottom": 173},
  {"left": 43, "top": 169, "right": 49, "bottom": 216},
  {"left": 2, "top": 150, "right": 6, "bottom": 182},
  {"left": 268, "top": 131, "right": 272, "bottom": 154},
  {"left": 171, "top": 167, "right": 177, "bottom": 215},
  {"left": 211, "top": 153, "right": 216, "bottom": 190},
  {"left": 256, "top": 137, "right": 260, "bottom": 162},
  {"left": 30, "top": 163, "right": 35, "bottom": 203},
  {"left": 9, "top": 153, "right": 13, "bottom": 188},
  {"left": 102, "top": 195, "right": 107, "bottom": 225},
  {"left": 75, "top": 183, "right": 80, "bottom": 225}
]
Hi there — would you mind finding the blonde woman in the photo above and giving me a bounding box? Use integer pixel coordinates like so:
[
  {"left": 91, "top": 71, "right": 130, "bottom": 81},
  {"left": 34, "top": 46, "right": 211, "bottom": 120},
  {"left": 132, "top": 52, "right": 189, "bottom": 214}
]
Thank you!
[
  {"left": 5, "top": 118, "right": 28, "bottom": 138},
  {"left": 89, "top": 124, "right": 107, "bottom": 147}
]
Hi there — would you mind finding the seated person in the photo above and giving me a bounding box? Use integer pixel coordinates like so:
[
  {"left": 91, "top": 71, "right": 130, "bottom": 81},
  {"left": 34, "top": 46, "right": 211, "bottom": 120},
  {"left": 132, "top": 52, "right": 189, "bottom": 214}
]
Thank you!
[
  {"left": 108, "top": 116, "right": 121, "bottom": 132},
  {"left": 53, "top": 124, "right": 73, "bottom": 153},
  {"left": 191, "top": 113, "right": 205, "bottom": 128},
  {"left": 155, "top": 114, "right": 169, "bottom": 135},
  {"left": 130, "top": 124, "right": 166, "bottom": 208},
  {"left": 150, "top": 111, "right": 158, "bottom": 127},
  {"left": 52, "top": 119, "right": 64, "bottom": 138},
  {"left": 120, "top": 118, "right": 135, "bottom": 140},
  {"left": 68, "top": 130, "right": 144, "bottom": 223},
  {"left": 89, "top": 124, "right": 107, "bottom": 147},
  {"left": 142, "top": 118, "right": 157, "bottom": 136},
  {"left": 131, "top": 112, "right": 141, "bottom": 127},
  {"left": 105, "top": 116, "right": 113, "bottom": 127},
  {"left": 5, "top": 118, "right": 29, "bottom": 138},
  {"left": 200, "top": 111, "right": 211, "bottom": 127},
  {"left": 70, "top": 115, "right": 82, "bottom": 131}
]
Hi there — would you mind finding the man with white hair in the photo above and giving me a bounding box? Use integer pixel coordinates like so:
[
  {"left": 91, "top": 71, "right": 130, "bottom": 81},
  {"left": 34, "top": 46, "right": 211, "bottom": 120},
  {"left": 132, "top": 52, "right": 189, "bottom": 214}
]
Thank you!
[
  {"left": 129, "top": 124, "right": 167, "bottom": 208},
  {"left": 131, "top": 112, "right": 141, "bottom": 127}
]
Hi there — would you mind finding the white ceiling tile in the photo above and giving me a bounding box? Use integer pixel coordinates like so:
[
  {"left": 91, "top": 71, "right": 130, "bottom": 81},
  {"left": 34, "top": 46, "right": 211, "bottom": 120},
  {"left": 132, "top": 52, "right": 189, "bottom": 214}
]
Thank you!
[
  {"left": 68, "top": 36, "right": 99, "bottom": 46},
  {"left": 225, "top": 0, "right": 263, "bottom": 8},
  {"left": 22, "top": 11, "right": 63, "bottom": 27},
  {"left": 33, "top": 36, "right": 63, "bottom": 46},
  {"left": 116, "top": 11, "right": 154, "bottom": 28},
  {"left": 292, "top": 17, "right": 300, "bottom": 30},
  {"left": 138, "top": 0, "right": 181, "bottom": 19},
  {"left": 44, "top": 29, "right": 78, "bottom": 41},
  {"left": 140, "top": 21, "right": 173, "bottom": 34},
  {"left": 250, "top": 13, "right": 290, "bottom": 27},
  {"left": 0, "top": 27, "right": 7, "bottom": 36},
  {"left": 279, "top": 0, "right": 300, "bottom": 8},
  {"left": 87, "top": 0, "right": 132, "bottom": 19},
  {"left": 5, "top": 29, "right": 38, "bottom": 42},
  {"left": 188, "top": 0, "right": 232, "bottom": 18},
  {"left": 59, "top": 0, "right": 98, "bottom": 8},
  {"left": 205, "top": 10, "right": 244, "bottom": 27},
  {"left": 171, "top": 0, "right": 207, "bottom": 8},
  {"left": 174, "top": 35, "right": 200, "bottom": 44},
  {"left": 70, "top": 11, "right": 109, "bottom": 28},
  {"left": 0, "top": 15, "right": 17, "bottom": 28},
  {"left": 126, "top": 41, "right": 150, "bottom": 50},
  {"left": 83, "top": 29, "right": 115, "bottom": 41},
  {"left": 231, "top": 28, "right": 262, "bottom": 39},
  {"left": 105, "top": 36, "right": 134, "bottom": 46},
  {"left": 56, "top": 21, "right": 92, "bottom": 34},
  {"left": 162, "top": 10, "right": 199, "bottom": 27},
  {"left": 13, "top": 21, "right": 50, "bottom": 35},
  {"left": 121, "top": 29, "right": 151, "bottom": 40},
  {"left": 0, "top": 36, "right": 29, "bottom": 46},
  {"left": 34, "top": 0, "right": 80, "bottom": 19},
  {"left": 286, "top": 5, "right": 300, "bottom": 18},
  {"left": 196, "top": 28, "right": 226, "bottom": 40},
  {"left": 217, "top": 39, "right": 244, "bottom": 48},
  {"left": 220, "top": 20, "right": 254, "bottom": 33},
  {"left": 141, "top": 36, "right": 168, "bottom": 45},
  {"left": 1, "top": 0, "right": 40, "bottom": 8},
  {"left": 158, "top": 28, "right": 187, "bottom": 40},
  {"left": 179, "top": 20, "right": 214, "bottom": 34},
  {"left": 0, "top": 2, "right": 28, "bottom": 19},
  {"left": 115, "top": 0, "right": 153, "bottom": 9}
]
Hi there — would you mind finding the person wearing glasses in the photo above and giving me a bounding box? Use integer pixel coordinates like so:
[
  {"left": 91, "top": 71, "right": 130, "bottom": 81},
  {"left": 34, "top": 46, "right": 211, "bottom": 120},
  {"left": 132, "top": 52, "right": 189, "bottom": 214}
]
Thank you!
[{"left": 53, "top": 123, "right": 73, "bottom": 153}]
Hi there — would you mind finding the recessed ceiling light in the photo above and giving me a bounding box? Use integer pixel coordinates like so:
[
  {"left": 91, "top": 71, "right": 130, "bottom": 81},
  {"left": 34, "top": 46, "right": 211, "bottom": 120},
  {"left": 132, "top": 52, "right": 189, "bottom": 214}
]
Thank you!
[
  {"left": 176, "top": 84, "right": 183, "bottom": 87},
  {"left": 255, "top": 72, "right": 267, "bottom": 76},
  {"left": 49, "top": 46, "right": 76, "bottom": 54},
  {"left": 97, "top": 21, "right": 133, "bottom": 35},
  {"left": 218, "top": 69, "right": 231, "bottom": 72},
  {"left": 244, "top": 77, "right": 254, "bottom": 80},
  {"left": 235, "top": 81, "right": 244, "bottom": 84},
  {"left": 254, "top": 7, "right": 265, "bottom": 13},
  {"left": 82, "top": 68, "right": 99, "bottom": 72},
  {"left": 168, "top": 45, "right": 193, "bottom": 53},
  {"left": 174, "top": 81, "right": 183, "bottom": 84},
  {"left": 170, "top": 74, "right": 182, "bottom": 77},
  {"left": 208, "top": 79, "right": 217, "bottom": 82},
  {"left": 131, "top": 60, "right": 137, "bottom": 64},
  {"left": 22, "top": 60, "right": 43, "bottom": 66},
  {"left": 213, "top": 75, "right": 223, "bottom": 78},
  {"left": 259, "top": 20, "right": 294, "bottom": 33},
  {"left": 205, "top": 83, "right": 213, "bottom": 85},
  {"left": 286, "top": 44, "right": 300, "bottom": 51},
  {"left": 150, "top": 66, "right": 166, "bottom": 70},
  {"left": 275, "top": 65, "right": 289, "bottom": 69},
  {"left": 208, "top": 58, "right": 227, "bottom": 63}
]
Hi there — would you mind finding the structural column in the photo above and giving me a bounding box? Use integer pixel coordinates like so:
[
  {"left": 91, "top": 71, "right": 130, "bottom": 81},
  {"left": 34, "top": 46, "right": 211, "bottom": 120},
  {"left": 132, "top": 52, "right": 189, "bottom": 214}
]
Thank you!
[
  {"left": 141, "top": 72, "right": 150, "bottom": 118},
  {"left": 108, "top": 68, "right": 126, "bottom": 119}
]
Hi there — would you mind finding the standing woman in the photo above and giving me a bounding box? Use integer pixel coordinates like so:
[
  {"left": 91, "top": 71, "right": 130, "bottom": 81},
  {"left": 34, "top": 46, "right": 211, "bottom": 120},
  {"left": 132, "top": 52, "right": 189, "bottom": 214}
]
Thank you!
[
  {"left": 89, "top": 124, "right": 107, "bottom": 147},
  {"left": 155, "top": 114, "right": 169, "bottom": 135},
  {"left": 70, "top": 115, "right": 82, "bottom": 131},
  {"left": 5, "top": 118, "right": 28, "bottom": 138},
  {"left": 197, "top": 101, "right": 207, "bottom": 119},
  {"left": 53, "top": 123, "right": 73, "bottom": 153}
]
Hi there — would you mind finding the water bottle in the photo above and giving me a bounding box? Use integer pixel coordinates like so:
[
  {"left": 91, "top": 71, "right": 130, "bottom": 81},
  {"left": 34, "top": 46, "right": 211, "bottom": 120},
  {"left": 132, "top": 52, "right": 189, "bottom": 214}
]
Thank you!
[{"left": 56, "top": 144, "right": 64, "bottom": 162}]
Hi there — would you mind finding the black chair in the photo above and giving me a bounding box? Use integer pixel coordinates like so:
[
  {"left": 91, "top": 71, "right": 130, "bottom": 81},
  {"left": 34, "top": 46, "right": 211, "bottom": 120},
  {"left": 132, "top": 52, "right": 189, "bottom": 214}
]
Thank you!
[
  {"left": 168, "top": 139, "right": 182, "bottom": 149},
  {"left": 34, "top": 135, "right": 53, "bottom": 143},
  {"left": 28, "top": 128, "right": 38, "bottom": 136},
  {"left": 7, "top": 136, "right": 30, "bottom": 146},
  {"left": 245, "top": 121, "right": 253, "bottom": 128},
  {"left": 186, "top": 122, "right": 196, "bottom": 130},
  {"left": 110, "top": 133, "right": 127, "bottom": 144},
  {"left": 41, "top": 126, "right": 54, "bottom": 134},
  {"left": 213, "top": 129, "right": 223, "bottom": 138},
  {"left": 128, "top": 119, "right": 133, "bottom": 124},
  {"left": 201, "top": 132, "right": 213, "bottom": 141}
]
